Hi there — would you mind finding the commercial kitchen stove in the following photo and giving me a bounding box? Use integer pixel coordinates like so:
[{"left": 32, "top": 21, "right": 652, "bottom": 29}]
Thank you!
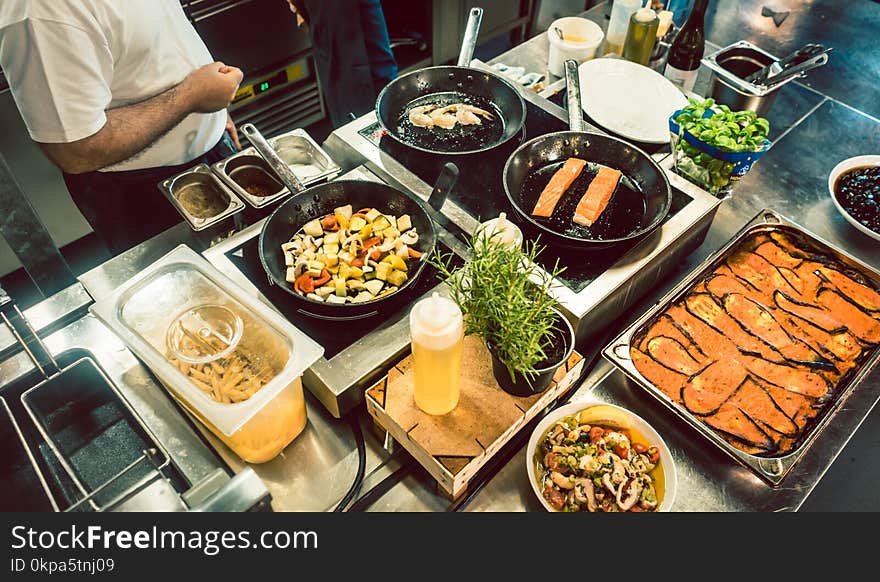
[{"left": 324, "top": 70, "right": 721, "bottom": 345}]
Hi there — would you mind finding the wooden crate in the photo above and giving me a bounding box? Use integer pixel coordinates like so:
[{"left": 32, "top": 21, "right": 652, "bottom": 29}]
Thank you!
[{"left": 365, "top": 335, "right": 584, "bottom": 499}]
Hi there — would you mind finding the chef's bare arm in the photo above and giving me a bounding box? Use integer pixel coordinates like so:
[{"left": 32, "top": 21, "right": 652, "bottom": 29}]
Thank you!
[{"left": 39, "top": 62, "right": 243, "bottom": 175}]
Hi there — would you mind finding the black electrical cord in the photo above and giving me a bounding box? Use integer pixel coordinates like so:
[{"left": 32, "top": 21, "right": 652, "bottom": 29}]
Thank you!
[
  {"left": 333, "top": 412, "right": 367, "bottom": 512},
  {"left": 345, "top": 461, "right": 416, "bottom": 513},
  {"left": 446, "top": 325, "right": 619, "bottom": 512}
]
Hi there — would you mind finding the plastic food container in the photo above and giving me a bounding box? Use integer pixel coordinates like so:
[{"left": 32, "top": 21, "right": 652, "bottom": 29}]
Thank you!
[
  {"left": 547, "top": 17, "right": 604, "bottom": 77},
  {"left": 90, "top": 245, "right": 323, "bottom": 464}
]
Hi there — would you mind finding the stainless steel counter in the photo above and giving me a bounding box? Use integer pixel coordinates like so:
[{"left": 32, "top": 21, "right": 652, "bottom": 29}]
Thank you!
[{"left": 4, "top": 1, "right": 878, "bottom": 513}]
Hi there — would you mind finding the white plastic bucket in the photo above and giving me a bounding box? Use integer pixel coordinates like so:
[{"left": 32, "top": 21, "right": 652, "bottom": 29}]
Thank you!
[{"left": 547, "top": 17, "right": 604, "bottom": 77}]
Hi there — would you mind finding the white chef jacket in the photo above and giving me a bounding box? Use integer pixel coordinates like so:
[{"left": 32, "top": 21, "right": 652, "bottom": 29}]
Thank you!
[{"left": 0, "top": 0, "right": 226, "bottom": 172}]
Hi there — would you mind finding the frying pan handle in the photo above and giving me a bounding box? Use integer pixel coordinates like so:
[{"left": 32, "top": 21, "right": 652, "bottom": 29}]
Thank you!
[
  {"left": 564, "top": 59, "right": 585, "bottom": 132},
  {"left": 240, "top": 123, "right": 306, "bottom": 194},
  {"left": 457, "top": 7, "right": 484, "bottom": 67},
  {"left": 428, "top": 162, "right": 460, "bottom": 211}
]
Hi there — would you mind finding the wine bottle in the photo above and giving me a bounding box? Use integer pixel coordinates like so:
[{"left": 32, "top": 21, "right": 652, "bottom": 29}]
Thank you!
[{"left": 664, "top": 0, "right": 709, "bottom": 93}]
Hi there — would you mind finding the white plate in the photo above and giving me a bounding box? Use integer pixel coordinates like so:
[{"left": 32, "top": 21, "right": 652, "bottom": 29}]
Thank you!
[
  {"left": 578, "top": 58, "right": 688, "bottom": 144},
  {"left": 526, "top": 401, "right": 677, "bottom": 512},
  {"left": 828, "top": 155, "right": 880, "bottom": 242}
]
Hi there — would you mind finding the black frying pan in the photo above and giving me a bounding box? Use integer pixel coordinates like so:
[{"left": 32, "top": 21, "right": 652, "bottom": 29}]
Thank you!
[
  {"left": 258, "top": 179, "right": 441, "bottom": 321},
  {"left": 503, "top": 60, "right": 671, "bottom": 251},
  {"left": 376, "top": 7, "right": 526, "bottom": 156}
]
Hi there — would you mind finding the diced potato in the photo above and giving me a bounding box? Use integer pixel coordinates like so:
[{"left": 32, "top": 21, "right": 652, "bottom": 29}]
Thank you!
[
  {"left": 376, "top": 262, "right": 392, "bottom": 282},
  {"left": 338, "top": 251, "right": 355, "bottom": 264},
  {"left": 286, "top": 267, "right": 298, "bottom": 283},
  {"left": 387, "top": 269, "right": 408, "bottom": 287},
  {"left": 281, "top": 241, "right": 297, "bottom": 252},
  {"left": 334, "top": 278, "right": 347, "bottom": 297},
  {"left": 303, "top": 218, "right": 323, "bottom": 237},
  {"left": 339, "top": 263, "right": 350, "bottom": 280},
  {"left": 372, "top": 216, "right": 391, "bottom": 232},
  {"left": 334, "top": 205, "right": 352, "bottom": 229},
  {"left": 378, "top": 286, "right": 398, "bottom": 297},
  {"left": 306, "top": 293, "right": 325, "bottom": 302},
  {"left": 382, "top": 254, "right": 407, "bottom": 271},
  {"left": 327, "top": 265, "right": 339, "bottom": 274},
  {"left": 358, "top": 224, "right": 373, "bottom": 240},
  {"left": 382, "top": 227, "right": 400, "bottom": 240},
  {"left": 323, "top": 243, "right": 339, "bottom": 256},
  {"left": 327, "top": 295, "right": 347, "bottom": 305},
  {"left": 349, "top": 216, "right": 367, "bottom": 232},
  {"left": 349, "top": 266, "right": 364, "bottom": 279},
  {"left": 396, "top": 214, "right": 412, "bottom": 232},
  {"left": 324, "top": 232, "right": 339, "bottom": 245},
  {"left": 315, "top": 285, "right": 335, "bottom": 297},
  {"left": 325, "top": 253, "right": 339, "bottom": 267},
  {"left": 365, "top": 208, "right": 382, "bottom": 223},
  {"left": 284, "top": 252, "right": 295, "bottom": 267},
  {"left": 347, "top": 279, "right": 365, "bottom": 291},
  {"left": 353, "top": 291, "right": 374, "bottom": 303},
  {"left": 364, "top": 279, "right": 385, "bottom": 296},
  {"left": 307, "top": 260, "right": 324, "bottom": 277}
]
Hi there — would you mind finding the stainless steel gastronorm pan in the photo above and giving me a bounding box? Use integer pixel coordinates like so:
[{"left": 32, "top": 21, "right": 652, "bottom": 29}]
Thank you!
[
  {"left": 212, "top": 129, "right": 340, "bottom": 208},
  {"left": 603, "top": 209, "right": 880, "bottom": 486},
  {"left": 158, "top": 164, "right": 245, "bottom": 231}
]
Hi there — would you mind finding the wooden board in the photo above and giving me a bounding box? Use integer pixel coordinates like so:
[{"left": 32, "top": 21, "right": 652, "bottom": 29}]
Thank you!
[{"left": 365, "top": 335, "right": 585, "bottom": 499}]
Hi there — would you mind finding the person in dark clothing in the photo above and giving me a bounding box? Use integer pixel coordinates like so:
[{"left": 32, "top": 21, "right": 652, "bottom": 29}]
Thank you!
[{"left": 287, "top": 0, "right": 398, "bottom": 127}]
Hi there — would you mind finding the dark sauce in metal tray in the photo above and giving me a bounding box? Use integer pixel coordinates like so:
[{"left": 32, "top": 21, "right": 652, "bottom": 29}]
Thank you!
[
  {"left": 519, "top": 161, "right": 645, "bottom": 240},
  {"left": 834, "top": 165, "right": 880, "bottom": 233},
  {"left": 396, "top": 92, "right": 504, "bottom": 152}
]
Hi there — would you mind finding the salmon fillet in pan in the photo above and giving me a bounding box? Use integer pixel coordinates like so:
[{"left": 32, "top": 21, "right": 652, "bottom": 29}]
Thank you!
[
  {"left": 531, "top": 157, "right": 586, "bottom": 217},
  {"left": 573, "top": 165, "right": 622, "bottom": 227}
]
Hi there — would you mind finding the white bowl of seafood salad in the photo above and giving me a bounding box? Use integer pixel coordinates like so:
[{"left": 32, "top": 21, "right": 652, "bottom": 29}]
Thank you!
[{"left": 527, "top": 402, "right": 677, "bottom": 512}]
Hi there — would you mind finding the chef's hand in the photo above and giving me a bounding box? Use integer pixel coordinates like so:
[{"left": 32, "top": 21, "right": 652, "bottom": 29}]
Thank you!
[
  {"left": 226, "top": 113, "right": 241, "bottom": 150},
  {"left": 286, "top": 0, "right": 307, "bottom": 27},
  {"left": 182, "top": 62, "right": 244, "bottom": 113}
]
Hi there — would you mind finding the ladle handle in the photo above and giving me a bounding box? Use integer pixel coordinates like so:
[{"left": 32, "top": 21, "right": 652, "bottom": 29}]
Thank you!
[
  {"left": 240, "top": 123, "right": 306, "bottom": 194},
  {"left": 457, "top": 7, "right": 484, "bottom": 67},
  {"left": 564, "top": 59, "right": 585, "bottom": 132}
]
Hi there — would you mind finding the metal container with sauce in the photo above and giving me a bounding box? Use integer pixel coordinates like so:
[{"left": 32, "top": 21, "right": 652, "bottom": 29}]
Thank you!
[
  {"left": 158, "top": 164, "right": 245, "bottom": 231},
  {"left": 90, "top": 245, "right": 324, "bottom": 464},
  {"left": 211, "top": 129, "right": 340, "bottom": 208}
]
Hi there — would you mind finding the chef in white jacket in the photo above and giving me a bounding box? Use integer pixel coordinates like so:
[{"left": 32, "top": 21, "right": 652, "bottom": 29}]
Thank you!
[{"left": 0, "top": 0, "right": 244, "bottom": 254}]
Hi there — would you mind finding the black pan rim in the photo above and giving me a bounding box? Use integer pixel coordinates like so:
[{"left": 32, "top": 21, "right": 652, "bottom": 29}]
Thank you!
[
  {"left": 375, "top": 65, "right": 527, "bottom": 156},
  {"left": 258, "top": 180, "right": 438, "bottom": 310},
  {"left": 502, "top": 130, "right": 672, "bottom": 245}
]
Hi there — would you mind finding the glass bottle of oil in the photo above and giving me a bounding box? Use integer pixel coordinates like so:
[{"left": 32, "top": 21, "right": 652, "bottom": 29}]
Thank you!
[
  {"left": 623, "top": 3, "right": 660, "bottom": 66},
  {"left": 410, "top": 292, "right": 463, "bottom": 415}
]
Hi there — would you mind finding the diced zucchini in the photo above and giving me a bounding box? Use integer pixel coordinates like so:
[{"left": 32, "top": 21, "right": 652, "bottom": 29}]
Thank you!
[
  {"left": 307, "top": 260, "right": 324, "bottom": 277},
  {"left": 323, "top": 243, "right": 339, "bottom": 256},
  {"left": 348, "top": 266, "right": 364, "bottom": 279},
  {"left": 306, "top": 293, "right": 325, "bottom": 302},
  {"left": 286, "top": 267, "right": 298, "bottom": 283},
  {"left": 373, "top": 216, "right": 391, "bottom": 232},
  {"left": 387, "top": 269, "right": 408, "bottom": 287},
  {"left": 364, "top": 279, "right": 385, "bottom": 296},
  {"left": 365, "top": 208, "right": 382, "bottom": 223},
  {"left": 325, "top": 253, "right": 339, "bottom": 267},
  {"left": 376, "top": 262, "right": 392, "bottom": 282},
  {"left": 378, "top": 286, "right": 399, "bottom": 298},
  {"left": 396, "top": 214, "right": 412, "bottom": 232},
  {"left": 334, "top": 204, "right": 353, "bottom": 228},
  {"left": 323, "top": 232, "right": 339, "bottom": 245},
  {"left": 349, "top": 216, "right": 367, "bottom": 232},
  {"left": 358, "top": 224, "right": 373, "bottom": 240},
  {"left": 327, "top": 265, "right": 339, "bottom": 274},
  {"left": 338, "top": 250, "right": 355, "bottom": 264},
  {"left": 326, "top": 295, "right": 347, "bottom": 305},
  {"left": 303, "top": 218, "right": 323, "bottom": 237},
  {"left": 334, "top": 278, "right": 347, "bottom": 297},
  {"left": 382, "top": 227, "right": 400, "bottom": 240},
  {"left": 339, "top": 263, "right": 350, "bottom": 280},
  {"left": 347, "top": 279, "right": 365, "bottom": 291},
  {"left": 364, "top": 271, "right": 376, "bottom": 281},
  {"left": 382, "top": 254, "right": 407, "bottom": 271}
]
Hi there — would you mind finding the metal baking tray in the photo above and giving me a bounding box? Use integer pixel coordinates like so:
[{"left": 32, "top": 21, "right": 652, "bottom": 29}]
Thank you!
[
  {"left": 212, "top": 128, "right": 341, "bottom": 208},
  {"left": 603, "top": 209, "right": 880, "bottom": 486},
  {"left": 158, "top": 163, "right": 245, "bottom": 231}
]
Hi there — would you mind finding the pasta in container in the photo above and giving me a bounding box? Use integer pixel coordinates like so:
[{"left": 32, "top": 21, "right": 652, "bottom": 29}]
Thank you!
[{"left": 91, "top": 245, "right": 324, "bottom": 464}]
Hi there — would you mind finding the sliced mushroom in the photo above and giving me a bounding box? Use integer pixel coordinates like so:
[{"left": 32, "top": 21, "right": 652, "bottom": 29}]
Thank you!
[
  {"left": 400, "top": 229, "right": 419, "bottom": 246},
  {"left": 611, "top": 456, "right": 627, "bottom": 485},
  {"left": 574, "top": 478, "right": 597, "bottom": 513},
  {"left": 550, "top": 471, "right": 574, "bottom": 490},
  {"left": 602, "top": 472, "right": 618, "bottom": 496}
]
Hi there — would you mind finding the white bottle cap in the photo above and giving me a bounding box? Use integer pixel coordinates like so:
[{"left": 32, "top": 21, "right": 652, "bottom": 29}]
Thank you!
[
  {"left": 635, "top": 6, "right": 657, "bottom": 22},
  {"left": 410, "top": 292, "right": 463, "bottom": 350}
]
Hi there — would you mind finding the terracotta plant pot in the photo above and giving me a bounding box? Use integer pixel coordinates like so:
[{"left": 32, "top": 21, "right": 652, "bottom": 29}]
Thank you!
[{"left": 487, "top": 309, "right": 575, "bottom": 397}]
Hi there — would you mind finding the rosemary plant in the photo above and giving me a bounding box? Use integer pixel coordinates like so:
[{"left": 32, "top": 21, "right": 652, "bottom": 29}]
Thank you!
[{"left": 432, "top": 228, "right": 566, "bottom": 383}]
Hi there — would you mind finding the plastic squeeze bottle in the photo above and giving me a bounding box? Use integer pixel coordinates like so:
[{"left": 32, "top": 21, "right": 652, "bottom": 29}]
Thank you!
[
  {"left": 410, "top": 292, "right": 464, "bottom": 415},
  {"left": 606, "top": 0, "right": 642, "bottom": 55}
]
